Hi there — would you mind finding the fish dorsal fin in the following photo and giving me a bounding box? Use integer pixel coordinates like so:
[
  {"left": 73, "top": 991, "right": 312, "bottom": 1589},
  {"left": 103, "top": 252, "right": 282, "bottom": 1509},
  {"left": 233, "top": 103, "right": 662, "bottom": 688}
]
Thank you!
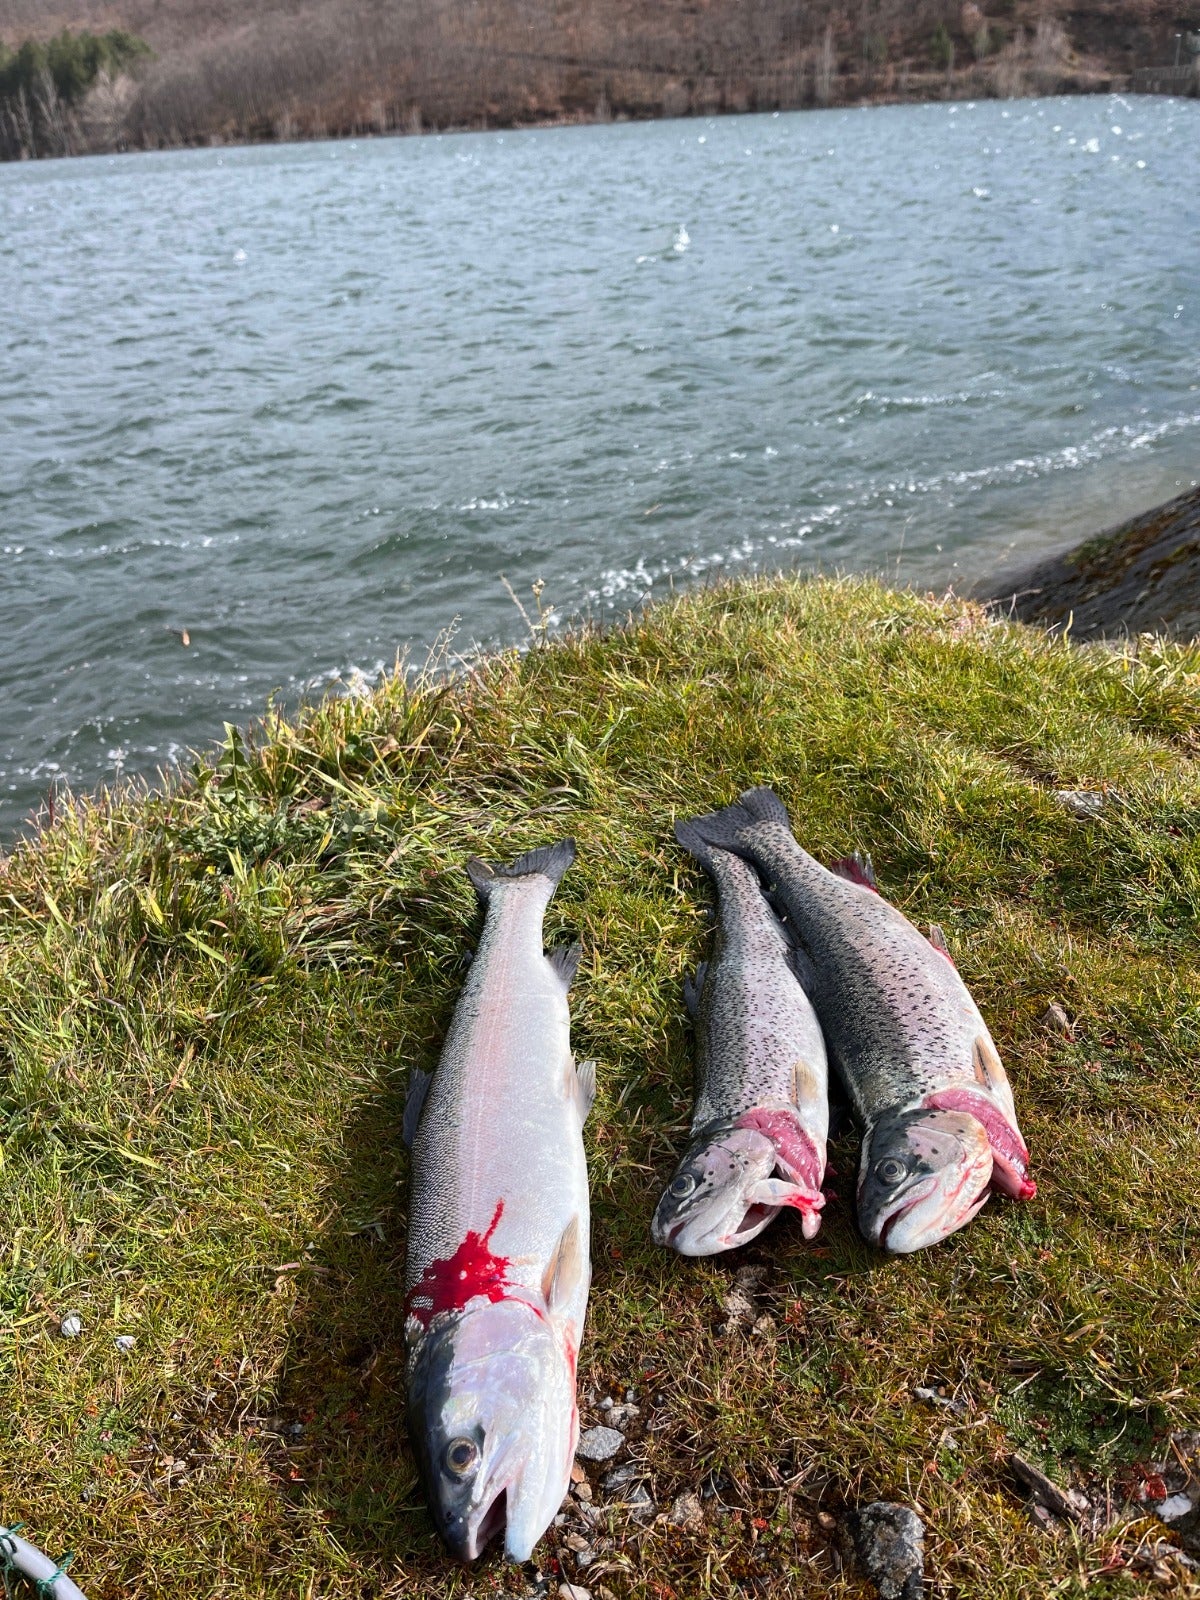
[
  {"left": 827, "top": 851, "right": 877, "bottom": 892},
  {"left": 402, "top": 1067, "right": 432, "bottom": 1149},
  {"left": 928, "top": 924, "right": 956, "bottom": 965},
  {"left": 542, "top": 1214, "right": 586, "bottom": 1313},
  {"left": 574, "top": 1057, "right": 597, "bottom": 1121},
  {"left": 682, "top": 962, "right": 708, "bottom": 1018},
  {"left": 548, "top": 942, "right": 582, "bottom": 989}
]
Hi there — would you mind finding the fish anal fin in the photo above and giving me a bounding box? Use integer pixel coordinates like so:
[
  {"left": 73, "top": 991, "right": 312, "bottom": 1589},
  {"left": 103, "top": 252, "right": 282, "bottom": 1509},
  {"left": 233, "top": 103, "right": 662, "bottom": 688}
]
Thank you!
[
  {"left": 827, "top": 851, "right": 878, "bottom": 892},
  {"left": 402, "top": 1067, "right": 432, "bottom": 1150},
  {"left": 542, "top": 1214, "right": 586, "bottom": 1314},
  {"left": 548, "top": 941, "right": 583, "bottom": 989},
  {"left": 574, "top": 1057, "right": 597, "bottom": 1121},
  {"left": 683, "top": 961, "right": 708, "bottom": 1018},
  {"left": 928, "top": 923, "right": 956, "bottom": 965}
]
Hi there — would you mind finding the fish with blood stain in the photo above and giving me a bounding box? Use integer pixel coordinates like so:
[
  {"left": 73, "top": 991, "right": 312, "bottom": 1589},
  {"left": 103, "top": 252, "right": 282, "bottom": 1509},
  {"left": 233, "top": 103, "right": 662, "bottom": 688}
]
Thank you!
[{"left": 405, "top": 1201, "right": 513, "bottom": 1329}]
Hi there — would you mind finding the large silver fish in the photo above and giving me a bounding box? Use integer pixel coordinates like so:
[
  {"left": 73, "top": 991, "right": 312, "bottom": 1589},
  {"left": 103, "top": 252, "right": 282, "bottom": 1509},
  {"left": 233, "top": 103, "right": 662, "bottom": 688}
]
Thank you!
[
  {"left": 403, "top": 841, "right": 592, "bottom": 1562},
  {"left": 685, "top": 788, "right": 1035, "bottom": 1253},
  {"left": 652, "top": 825, "right": 829, "bottom": 1254}
]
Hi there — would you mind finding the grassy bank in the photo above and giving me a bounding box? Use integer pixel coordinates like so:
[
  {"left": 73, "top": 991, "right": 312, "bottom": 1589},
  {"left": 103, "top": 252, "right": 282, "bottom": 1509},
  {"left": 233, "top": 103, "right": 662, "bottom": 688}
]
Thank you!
[
  {"left": 0, "top": 575, "right": 1198, "bottom": 1598},
  {"left": 0, "top": 0, "right": 1174, "bottom": 161}
]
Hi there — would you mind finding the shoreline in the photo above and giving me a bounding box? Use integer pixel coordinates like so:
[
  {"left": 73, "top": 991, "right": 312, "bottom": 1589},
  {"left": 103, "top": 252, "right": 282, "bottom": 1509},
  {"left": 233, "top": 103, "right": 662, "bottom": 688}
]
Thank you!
[
  {"left": 985, "top": 483, "right": 1200, "bottom": 641},
  {"left": 0, "top": 72, "right": 1147, "bottom": 166}
]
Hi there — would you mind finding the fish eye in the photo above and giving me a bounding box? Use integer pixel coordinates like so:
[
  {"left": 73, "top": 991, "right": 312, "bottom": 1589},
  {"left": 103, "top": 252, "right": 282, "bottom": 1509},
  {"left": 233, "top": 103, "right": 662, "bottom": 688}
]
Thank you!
[
  {"left": 445, "top": 1437, "right": 478, "bottom": 1476},
  {"left": 874, "top": 1156, "right": 909, "bottom": 1186},
  {"left": 669, "top": 1172, "right": 697, "bottom": 1199}
]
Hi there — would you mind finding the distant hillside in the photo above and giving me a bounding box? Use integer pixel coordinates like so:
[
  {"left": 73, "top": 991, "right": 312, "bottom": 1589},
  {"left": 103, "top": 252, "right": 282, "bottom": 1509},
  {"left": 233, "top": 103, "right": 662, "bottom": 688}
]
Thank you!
[{"left": 0, "top": 0, "right": 1196, "bottom": 158}]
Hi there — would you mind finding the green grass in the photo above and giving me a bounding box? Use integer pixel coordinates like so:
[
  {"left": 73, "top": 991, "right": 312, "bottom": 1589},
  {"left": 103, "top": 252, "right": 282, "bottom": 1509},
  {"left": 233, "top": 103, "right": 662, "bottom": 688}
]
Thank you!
[{"left": 1, "top": 574, "right": 1198, "bottom": 1598}]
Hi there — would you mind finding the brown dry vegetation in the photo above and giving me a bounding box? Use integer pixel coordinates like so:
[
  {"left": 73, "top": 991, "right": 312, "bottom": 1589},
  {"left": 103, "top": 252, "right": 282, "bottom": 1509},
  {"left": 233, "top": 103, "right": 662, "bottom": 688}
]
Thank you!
[{"left": 0, "top": 0, "right": 1195, "bottom": 159}]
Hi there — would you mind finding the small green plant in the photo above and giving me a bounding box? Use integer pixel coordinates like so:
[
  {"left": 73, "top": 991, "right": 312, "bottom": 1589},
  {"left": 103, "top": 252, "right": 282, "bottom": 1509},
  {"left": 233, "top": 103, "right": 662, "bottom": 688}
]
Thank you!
[
  {"left": 930, "top": 22, "right": 955, "bottom": 68},
  {"left": 863, "top": 32, "right": 889, "bottom": 65}
]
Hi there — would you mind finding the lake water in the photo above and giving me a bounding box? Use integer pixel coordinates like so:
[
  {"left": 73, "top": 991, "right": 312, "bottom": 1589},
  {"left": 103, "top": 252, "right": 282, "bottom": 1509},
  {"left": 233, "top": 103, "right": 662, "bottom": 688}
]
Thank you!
[{"left": 2, "top": 96, "right": 1198, "bottom": 837}]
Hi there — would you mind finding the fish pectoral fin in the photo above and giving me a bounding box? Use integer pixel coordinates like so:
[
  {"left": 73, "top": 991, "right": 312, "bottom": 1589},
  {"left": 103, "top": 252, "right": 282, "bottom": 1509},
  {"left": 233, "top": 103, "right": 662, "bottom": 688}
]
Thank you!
[
  {"left": 682, "top": 962, "right": 707, "bottom": 1018},
  {"left": 401, "top": 1067, "right": 432, "bottom": 1150},
  {"left": 573, "top": 1057, "right": 597, "bottom": 1122},
  {"left": 542, "top": 1214, "right": 586, "bottom": 1313},
  {"left": 548, "top": 942, "right": 583, "bottom": 989}
]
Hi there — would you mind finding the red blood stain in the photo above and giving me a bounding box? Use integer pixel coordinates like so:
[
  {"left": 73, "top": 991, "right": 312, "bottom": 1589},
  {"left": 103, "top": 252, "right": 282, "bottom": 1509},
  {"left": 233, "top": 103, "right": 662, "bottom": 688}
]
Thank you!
[{"left": 405, "top": 1201, "right": 512, "bottom": 1328}]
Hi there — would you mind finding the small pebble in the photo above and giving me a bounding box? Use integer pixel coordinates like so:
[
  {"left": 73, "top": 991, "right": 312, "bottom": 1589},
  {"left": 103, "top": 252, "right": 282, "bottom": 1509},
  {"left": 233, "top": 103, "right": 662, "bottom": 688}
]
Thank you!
[
  {"left": 60, "top": 1314, "right": 82, "bottom": 1339},
  {"left": 1158, "top": 1494, "right": 1194, "bottom": 1522},
  {"left": 114, "top": 1334, "right": 136, "bottom": 1352},
  {"left": 601, "top": 1462, "right": 638, "bottom": 1492},
  {"left": 605, "top": 1402, "right": 639, "bottom": 1428},
  {"left": 1054, "top": 789, "right": 1105, "bottom": 819},
  {"left": 1040, "top": 1001, "right": 1075, "bottom": 1038},
  {"left": 576, "top": 1426, "right": 624, "bottom": 1463},
  {"left": 558, "top": 1585, "right": 592, "bottom": 1600},
  {"left": 627, "top": 1483, "right": 655, "bottom": 1522},
  {"left": 852, "top": 1501, "right": 925, "bottom": 1600},
  {"left": 599, "top": 1396, "right": 613, "bottom": 1412},
  {"left": 669, "top": 1490, "right": 705, "bottom": 1529}
]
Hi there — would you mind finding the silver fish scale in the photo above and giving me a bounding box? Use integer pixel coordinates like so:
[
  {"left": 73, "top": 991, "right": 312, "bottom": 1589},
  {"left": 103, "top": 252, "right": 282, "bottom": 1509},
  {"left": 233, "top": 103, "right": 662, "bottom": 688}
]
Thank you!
[
  {"left": 719, "top": 819, "right": 1002, "bottom": 1123},
  {"left": 405, "top": 871, "right": 589, "bottom": 1326},
  {"left": 691, "top": 847, "right": 827, "bottom": 1130}
]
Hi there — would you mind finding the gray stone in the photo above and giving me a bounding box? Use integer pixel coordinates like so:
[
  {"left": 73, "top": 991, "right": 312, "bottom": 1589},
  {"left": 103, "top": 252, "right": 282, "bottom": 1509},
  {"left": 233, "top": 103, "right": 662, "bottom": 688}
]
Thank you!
[
  {"left": 601, "top": 1462, "right": 638, "bottom": 1493},
  {"left": 669, "top": 1490, "right": 704, "bottom": 1529},
  {"left": 1054, "top": 789, "right": 1106, "bottom": 819},
  {"left": 576, "top": 1426, "right": 624, "bottom": 1463},
  {"left": 60, "top": 1314, "right": 82, "bottom": 1339},
  {"left": 851, "top": 1502, "right": 925, "bottom": 1600}
]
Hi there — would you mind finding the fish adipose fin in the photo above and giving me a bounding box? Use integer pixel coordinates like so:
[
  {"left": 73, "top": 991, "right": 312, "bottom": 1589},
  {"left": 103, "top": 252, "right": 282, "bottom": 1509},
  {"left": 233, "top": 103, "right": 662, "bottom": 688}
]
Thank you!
[
  {"left": 827, "top": 851, "right": 878, "bottom": 892},
  {"left": 548, "top": 942, "right": 583, "bottom": 988},
  {"left": 682, "top": 962, "right": 708, "bottom": 1018},
  {"left": 466, "top": 838, "right": 576, "bottom": 901},
  {"left": 402, "top": 1067, "right": 432, "bottom": 1150},
  {"left": 679, "top": 786, "right": 793, "bottom": 859},
  {"left": 541, "top": 1214, "right": 586, "bottom": 1313}
]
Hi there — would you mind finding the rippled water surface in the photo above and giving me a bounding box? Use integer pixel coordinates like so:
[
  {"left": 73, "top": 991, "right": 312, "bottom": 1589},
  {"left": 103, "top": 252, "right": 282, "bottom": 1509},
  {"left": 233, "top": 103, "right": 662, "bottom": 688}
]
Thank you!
[{"left": 2, "top": 96, "right": 1198, "bottom": 834}]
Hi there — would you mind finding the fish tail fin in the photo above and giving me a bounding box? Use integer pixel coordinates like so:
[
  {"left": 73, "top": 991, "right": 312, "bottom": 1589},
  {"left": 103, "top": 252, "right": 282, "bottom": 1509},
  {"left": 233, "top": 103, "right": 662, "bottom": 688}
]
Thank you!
[
  {"left": 679, "top": 786, "right": 793, "bottom": 859},
  {"left": 466, "top": 839, "right": 576, "bottom": 902}
]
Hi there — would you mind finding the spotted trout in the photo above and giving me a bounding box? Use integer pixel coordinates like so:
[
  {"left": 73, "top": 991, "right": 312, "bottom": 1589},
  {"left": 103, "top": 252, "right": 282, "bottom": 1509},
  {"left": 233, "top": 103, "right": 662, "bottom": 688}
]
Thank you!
[
  {"left": 652, "top": 824, "right": 829, "bottom": 1254},
  {"left": 403, "top": 840, "right": 593, "bottom": 1562},
  {"left": 685, "top": 788, "right": 1035, "bottom": 1253}
]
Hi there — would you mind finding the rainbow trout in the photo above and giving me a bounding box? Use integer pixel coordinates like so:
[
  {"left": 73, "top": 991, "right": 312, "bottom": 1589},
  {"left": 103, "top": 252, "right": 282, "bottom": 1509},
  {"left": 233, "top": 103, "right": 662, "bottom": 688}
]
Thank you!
[
  {"left": 685, "top": 788, "right": 1035, "bottom": 1253},
  {"left": 652, "top": 826, "right": 829, "bottom": 1254},
  {"left": 403, "top": 841, "right": 592, "bottom": 1562}
]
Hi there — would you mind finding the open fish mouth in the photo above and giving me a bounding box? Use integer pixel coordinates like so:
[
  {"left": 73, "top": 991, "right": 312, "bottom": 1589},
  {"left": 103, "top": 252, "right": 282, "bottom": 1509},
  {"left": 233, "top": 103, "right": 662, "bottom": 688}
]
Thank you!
[
  {"left": 874, "top": 1169, "right": 991, "bottom": 1252},
  {"left": 462, "top": 1485, "right": 509, "bottom": 1562}
]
